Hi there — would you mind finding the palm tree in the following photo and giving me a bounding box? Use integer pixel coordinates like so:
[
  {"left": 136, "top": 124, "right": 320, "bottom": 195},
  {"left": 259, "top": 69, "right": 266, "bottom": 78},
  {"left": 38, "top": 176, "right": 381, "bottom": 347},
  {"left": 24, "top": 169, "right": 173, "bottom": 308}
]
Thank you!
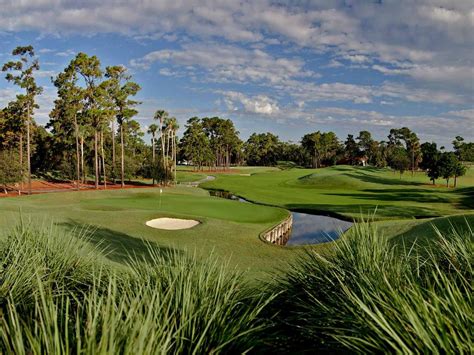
[
  {"left": 147, "top": 123, "right": 158, "bottom": 185},
  {"left": 167, "top": 117, "right": 179, "bottom": 184},
  {"left": 154, "top": 110, "right": 168, "bottom": 183}
]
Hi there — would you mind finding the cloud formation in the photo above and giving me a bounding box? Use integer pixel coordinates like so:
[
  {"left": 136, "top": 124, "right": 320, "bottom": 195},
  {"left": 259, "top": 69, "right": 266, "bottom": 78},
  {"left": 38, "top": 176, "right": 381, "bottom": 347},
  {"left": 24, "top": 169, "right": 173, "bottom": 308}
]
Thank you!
[{"left": 0, "top": 0, "right": 472, "bottom": 145}]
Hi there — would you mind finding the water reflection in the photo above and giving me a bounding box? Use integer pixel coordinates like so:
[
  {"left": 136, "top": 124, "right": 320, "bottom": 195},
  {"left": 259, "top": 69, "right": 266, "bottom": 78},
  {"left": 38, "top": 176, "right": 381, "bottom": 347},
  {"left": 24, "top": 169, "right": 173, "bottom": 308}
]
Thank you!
[
  {"left": 207, "top": 189, "right": 353, "bottom": 246},
  {"left": 209, "top": 190, "right": 248, "bottom": 203},
  {"left": 287, "top": 212, "right": 353, "bottom": 246}
]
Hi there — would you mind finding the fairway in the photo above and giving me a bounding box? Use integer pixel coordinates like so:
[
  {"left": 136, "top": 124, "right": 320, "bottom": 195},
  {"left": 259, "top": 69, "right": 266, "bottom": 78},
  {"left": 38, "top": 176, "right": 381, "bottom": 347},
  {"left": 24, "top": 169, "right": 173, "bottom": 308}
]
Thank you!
[
  {"left": 201, "top": 165, "right": 474, "bottom": 220},
  {"left": 0, "top": 185, "right": 298, "bottom": 278}
]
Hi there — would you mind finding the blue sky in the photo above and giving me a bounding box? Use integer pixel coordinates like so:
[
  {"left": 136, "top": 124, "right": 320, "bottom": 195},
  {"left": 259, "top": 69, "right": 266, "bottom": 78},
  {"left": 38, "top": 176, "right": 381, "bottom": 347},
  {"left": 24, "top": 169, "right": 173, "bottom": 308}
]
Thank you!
[{"left": 0, "top": 1, "right": 473, "bottom": 147}]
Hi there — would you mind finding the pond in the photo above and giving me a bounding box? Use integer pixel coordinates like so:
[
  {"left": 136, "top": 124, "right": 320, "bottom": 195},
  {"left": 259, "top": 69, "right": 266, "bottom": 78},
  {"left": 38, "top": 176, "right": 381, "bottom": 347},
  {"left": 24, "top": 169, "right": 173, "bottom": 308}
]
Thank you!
[
  {"left": 288, "top": 212, "right": 353, "bottom": 246},
  {"left": 208, "top": 189, "right": 353, "bottom": 246}
]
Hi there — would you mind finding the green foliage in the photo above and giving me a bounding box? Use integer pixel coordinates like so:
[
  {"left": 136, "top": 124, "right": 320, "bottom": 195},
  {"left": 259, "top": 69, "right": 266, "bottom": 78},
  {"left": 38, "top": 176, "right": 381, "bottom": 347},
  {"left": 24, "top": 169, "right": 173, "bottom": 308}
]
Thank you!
[
  {"left": 301, "top": 131, "right": 340, "bottom": 168},
  {"left": 389, "top": 146, "right": 410, "bottom": 176},
  {"left": 0, "top": 223, "right": 273, "bottom": 353},
  {"left": 270, "top": 219, "right": 473, "bottom": 353},
  {"left": 453, "top": 136, "right": 474, "bottom": 162},
  {"left": 344, "top": 134, "right": 361, "bottom": 164},
  {"left": 202, "top": 116, "right": 241, "bottom": 168},
  {"left": 0, "top": 149, "right": 22, "bottom": 192},
  {"left": 179, "top": 117, "right": 213, "bottom": 169},
  {"left": 244, "top": 132, "right": 281, "bottom": 166}
]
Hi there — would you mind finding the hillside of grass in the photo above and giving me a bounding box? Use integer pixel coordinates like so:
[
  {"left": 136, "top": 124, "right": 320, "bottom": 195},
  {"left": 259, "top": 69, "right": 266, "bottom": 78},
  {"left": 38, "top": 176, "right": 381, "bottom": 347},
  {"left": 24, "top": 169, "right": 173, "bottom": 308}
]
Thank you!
[
  {"left": 0, "top": 186, "right": 295, "bottom": 278},
  {"left": 201, "top": 165, "right": 474, "bottom": 220}
]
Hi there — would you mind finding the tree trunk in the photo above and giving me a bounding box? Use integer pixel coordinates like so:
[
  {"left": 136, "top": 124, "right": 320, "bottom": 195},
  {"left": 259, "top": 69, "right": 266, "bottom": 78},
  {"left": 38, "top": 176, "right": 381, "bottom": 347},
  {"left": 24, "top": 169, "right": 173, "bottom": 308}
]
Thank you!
[
  {"left": 101, "top": 131, "right": 106, "bottom": 189},
  {"left": 19, "top": 133, "right": 23, "bottom": 190},
  {"left": 454, "top": 175, "right": 457, "bottom": 188},
  {"left": 94, "top": 130, "right": 99, "bottom": 189},
  {"left": 173, "top": 130, "right": 177, "bottom": 184},
  {"left": 112, "top": 120, "right": 116, "bottom": 184},
  {"left": 446, "top": 178, "right": 449, "bottom": 187},
  {"left": 160, "top": 119, "right": 165, "bottom": 183},
  {"left": 80, "top": 136, "right": 85, "bottom": 184},
  {"left": 121, "top": 124, "right": 125, "bottom": 188},
  {"left": 26, "top": 104, "right": 32, "bottom": 195},
  {"left": 74, "top": 113, "right": 80, "bottom": 190},
  {"left": 152, "top": 134, "right": 156, "bottom": 185}
]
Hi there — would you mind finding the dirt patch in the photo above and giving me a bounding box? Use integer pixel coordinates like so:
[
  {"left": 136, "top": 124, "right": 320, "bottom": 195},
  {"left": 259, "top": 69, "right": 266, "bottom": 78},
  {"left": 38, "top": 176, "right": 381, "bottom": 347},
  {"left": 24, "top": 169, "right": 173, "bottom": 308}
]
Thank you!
[{"left": 0, "top": 180, "right": 157, "bottom": 198}]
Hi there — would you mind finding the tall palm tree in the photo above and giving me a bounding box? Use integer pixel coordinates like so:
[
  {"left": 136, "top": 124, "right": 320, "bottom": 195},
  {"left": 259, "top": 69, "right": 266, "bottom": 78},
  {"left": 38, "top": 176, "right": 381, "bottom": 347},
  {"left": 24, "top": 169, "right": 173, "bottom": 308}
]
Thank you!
[
  {"left": 167, "top": 117, "right": 179, "bottom": 184},
  {"left": 147, "top": 123, "right": 158, "bottom": 185},
  {"left": 154, "top": 110, "right": 168, "bottom": 183}
]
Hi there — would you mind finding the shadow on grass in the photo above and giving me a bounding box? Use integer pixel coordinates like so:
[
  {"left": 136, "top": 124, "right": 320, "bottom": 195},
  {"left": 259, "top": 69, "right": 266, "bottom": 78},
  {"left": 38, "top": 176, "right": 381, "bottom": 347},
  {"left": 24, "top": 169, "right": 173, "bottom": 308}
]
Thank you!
[
  {"left": 343, "top": 170, "right": 425, "bottom": 187},
  {"left": 389, "top": 214, "right": 474, "bottom": 251},
  {"left": 455, "top": 187, "right": 474, "bottom": 210},
  {"left": 59, "top": 220, "right": 180, "bottom": 264},
  {"left": 284, "top": 203, "right": 439, "bottom": 220},
  {"left": 325, "top": 189, "right": 452, "bottom": 204}
]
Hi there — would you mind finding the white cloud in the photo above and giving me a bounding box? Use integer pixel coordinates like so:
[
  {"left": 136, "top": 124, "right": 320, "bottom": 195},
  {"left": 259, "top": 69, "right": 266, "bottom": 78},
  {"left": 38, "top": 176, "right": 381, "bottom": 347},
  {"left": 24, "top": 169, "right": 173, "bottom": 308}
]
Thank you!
[
  {"left": 445, "top": 109, "right": 474, "bottom": 119},
  {"left": 1, "top": 0, "right": 473, "bottom": 144},
  {"left": 56, "top": 49, "right": 76, "bottom": 57},
  {"left": 131, "top": 42, "right": 315, "bottom": 85},
  {"left": 221, "top": 91, "right": 279, "bottom": 115}
]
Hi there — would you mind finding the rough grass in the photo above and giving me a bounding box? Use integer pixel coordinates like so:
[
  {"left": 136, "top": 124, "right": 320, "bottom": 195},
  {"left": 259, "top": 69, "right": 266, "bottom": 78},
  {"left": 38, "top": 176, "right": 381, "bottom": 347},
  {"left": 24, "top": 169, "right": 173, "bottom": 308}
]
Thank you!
[
  {"left": 0, "top": 223, "right": 274, "bottom": 354},
  {"left": 201, "top": 165, "right": 474, "bottom": 220},
  {"left": 268, "top": 218, "right": 473, "bottom": 353},
  {"left": 1, "top": 219, "right": 472, "bottom": 353}
]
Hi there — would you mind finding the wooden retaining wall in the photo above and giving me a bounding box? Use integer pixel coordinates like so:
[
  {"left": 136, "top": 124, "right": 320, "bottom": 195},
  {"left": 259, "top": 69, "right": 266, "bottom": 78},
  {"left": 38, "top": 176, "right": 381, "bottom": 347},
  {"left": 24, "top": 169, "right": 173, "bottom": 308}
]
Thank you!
[{"left": 261, "top": 214, "right": 293, "bottom": 246}]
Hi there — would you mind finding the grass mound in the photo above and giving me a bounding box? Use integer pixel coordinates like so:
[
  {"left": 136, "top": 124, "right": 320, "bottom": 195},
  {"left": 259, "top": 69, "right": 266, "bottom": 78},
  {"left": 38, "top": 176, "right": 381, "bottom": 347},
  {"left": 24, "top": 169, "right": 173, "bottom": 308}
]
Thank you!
[
  {"left": 270, "top": 219, "right": 473, "bottom": 353},
  {"left": 0, "top": 223, "right": 272, "bottom": 353}
]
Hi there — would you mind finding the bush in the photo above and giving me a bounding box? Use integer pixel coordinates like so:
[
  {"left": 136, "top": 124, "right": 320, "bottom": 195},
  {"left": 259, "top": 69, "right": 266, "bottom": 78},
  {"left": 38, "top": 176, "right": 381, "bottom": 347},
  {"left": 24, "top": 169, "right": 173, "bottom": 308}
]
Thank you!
[
  {"left": 270, "top": 219, "right": 473, "bottom": 353},
  {"left": 0, "top": 149, "right": 22, "bottom": 193},
  {"left": 0, "top": 223, "right": 273, "bottom": 353}
]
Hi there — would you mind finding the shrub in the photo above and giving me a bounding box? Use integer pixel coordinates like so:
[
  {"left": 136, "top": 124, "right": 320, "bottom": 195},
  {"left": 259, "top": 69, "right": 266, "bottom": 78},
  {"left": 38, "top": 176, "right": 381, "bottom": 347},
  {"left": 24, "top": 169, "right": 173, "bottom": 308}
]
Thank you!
[
  {"left": 270, "top": 219, "right": 473, "bottom": 353},
  {"left": 0, "top": 223, "right": 273, "bottom": 353}
]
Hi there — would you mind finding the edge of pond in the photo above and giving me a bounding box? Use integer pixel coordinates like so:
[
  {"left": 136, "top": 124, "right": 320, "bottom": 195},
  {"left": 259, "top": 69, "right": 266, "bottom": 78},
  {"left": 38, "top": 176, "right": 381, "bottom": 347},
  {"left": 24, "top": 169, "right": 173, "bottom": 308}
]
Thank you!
[{"left": 204, "top": 187, "right": 357, "bottom": 248}]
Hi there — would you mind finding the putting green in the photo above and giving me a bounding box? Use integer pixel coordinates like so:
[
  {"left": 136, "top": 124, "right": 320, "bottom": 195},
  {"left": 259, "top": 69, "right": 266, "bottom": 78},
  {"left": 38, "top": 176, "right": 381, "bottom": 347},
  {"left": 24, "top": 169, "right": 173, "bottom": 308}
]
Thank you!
[{"left": 201, "top": 165, "right": 474, "bottom": 220}]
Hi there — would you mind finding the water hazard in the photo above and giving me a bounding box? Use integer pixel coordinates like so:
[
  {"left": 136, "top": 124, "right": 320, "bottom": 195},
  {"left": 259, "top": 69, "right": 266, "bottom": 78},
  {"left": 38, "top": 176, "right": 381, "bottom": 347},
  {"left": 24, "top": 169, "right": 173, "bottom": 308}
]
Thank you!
[
  {"left": 208, "top": 189, "right": 353, "bottom": 246},
  {"left": 287, "top": 212, "right": 352, "bottom": 245}
]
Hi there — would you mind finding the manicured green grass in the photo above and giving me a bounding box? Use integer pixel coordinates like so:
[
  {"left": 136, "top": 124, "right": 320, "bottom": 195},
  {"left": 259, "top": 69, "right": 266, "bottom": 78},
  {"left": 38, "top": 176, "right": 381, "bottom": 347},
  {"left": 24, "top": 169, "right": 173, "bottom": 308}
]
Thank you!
[
  {"left": 176, "top": 171, "right": 207, "bottom": 183},
  {"left": 0, "top": 186, "right": 298, "bottom": 278},
  {"left": 201, "top": 165, "right": 474, "bottom": 220}
]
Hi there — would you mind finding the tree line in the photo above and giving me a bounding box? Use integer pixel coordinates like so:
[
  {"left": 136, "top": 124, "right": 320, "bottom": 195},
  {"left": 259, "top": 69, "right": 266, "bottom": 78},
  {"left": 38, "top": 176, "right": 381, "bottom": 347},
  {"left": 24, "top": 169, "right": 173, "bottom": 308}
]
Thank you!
[
  {"left": 1, "top": 45, "right": 473, "bottom": 192},
  {"left": 179, "top": 118, "right": 472, "bottom": 187},
  {"left": 0, "top": 46, "right": 177, "bottom": 193}
]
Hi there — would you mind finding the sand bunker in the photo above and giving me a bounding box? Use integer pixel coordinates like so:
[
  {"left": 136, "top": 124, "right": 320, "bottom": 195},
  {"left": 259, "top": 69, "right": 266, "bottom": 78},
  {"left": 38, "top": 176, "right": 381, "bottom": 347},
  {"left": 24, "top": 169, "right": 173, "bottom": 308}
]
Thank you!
[{"left": 146, "top": 218, "right": 200, "bottom": 230}]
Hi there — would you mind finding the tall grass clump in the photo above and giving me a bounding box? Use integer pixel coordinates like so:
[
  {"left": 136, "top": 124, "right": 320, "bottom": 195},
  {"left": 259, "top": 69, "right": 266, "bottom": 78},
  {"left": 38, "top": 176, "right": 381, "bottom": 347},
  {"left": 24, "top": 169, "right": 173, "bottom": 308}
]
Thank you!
[
  {"left": 271, "top": 218, "right": 473, "bottom": 353},
  {"left": 0, "top": 222, "right": 273, "bottom": 354}
]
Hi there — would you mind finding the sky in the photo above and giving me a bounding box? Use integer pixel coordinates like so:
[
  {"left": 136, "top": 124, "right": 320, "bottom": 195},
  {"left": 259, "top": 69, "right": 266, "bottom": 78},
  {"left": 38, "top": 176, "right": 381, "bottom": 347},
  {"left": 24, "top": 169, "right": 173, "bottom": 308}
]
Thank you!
[{"left": 0, "top": 0, "right": 473, "bottom": 147}]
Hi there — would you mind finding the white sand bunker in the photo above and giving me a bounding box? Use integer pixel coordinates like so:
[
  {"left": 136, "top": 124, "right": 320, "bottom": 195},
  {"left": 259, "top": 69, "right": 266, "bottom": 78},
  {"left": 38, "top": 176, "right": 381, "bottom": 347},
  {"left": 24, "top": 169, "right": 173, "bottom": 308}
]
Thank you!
[{"left": 146, "top": 217, "right": 200, "bottom": 230}]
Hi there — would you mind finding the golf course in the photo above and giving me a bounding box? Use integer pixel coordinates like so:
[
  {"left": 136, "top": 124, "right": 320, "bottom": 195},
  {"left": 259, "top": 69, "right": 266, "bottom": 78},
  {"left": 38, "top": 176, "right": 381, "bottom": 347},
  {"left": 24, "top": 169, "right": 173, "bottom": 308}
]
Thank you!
[
  {"left": 0, "top": 165, "right": 472, "bottom": 278},
  {"left": 1, "top": 13, "right": 473, "bottom": 351}
]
